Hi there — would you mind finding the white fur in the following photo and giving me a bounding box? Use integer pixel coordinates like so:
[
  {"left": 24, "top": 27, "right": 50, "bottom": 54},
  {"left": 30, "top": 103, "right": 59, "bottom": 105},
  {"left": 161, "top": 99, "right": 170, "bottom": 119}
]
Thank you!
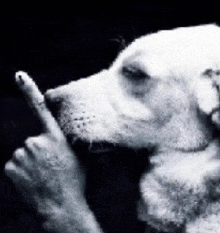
[{"left": 45, "top": 24, "right": 220, "bottom": 232}]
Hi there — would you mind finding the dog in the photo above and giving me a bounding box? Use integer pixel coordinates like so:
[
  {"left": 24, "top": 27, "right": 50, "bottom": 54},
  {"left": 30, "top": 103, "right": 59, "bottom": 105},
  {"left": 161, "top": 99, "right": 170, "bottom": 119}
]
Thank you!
[{"left": 5, "top": 24, "right": 220, "bottom": 233}]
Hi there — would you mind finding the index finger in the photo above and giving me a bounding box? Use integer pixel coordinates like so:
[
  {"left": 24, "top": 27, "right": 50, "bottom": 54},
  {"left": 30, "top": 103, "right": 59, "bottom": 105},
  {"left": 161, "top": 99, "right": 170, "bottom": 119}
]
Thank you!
[{"left": 15, "top": 71, "right": 64, "bottom": 138}]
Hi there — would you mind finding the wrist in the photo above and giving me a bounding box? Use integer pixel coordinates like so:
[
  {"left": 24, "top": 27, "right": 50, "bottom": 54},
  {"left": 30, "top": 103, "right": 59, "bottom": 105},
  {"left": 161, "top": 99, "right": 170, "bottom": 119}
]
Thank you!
[{"left": 42, "top": 196, "right": 103, "bottom": 233}]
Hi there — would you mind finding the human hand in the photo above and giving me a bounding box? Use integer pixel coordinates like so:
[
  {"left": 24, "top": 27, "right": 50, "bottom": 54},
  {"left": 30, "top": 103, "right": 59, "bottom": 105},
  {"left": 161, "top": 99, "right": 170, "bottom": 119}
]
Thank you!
[{"left": 4, "top": 72, "right": 89, "bottom": 230}]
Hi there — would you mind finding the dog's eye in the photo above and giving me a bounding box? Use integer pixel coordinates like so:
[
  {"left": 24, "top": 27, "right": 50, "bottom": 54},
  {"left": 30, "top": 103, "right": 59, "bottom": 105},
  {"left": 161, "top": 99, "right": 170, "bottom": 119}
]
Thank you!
[{"left": 122, "top": 65, "right": 148, "bottom": 80}]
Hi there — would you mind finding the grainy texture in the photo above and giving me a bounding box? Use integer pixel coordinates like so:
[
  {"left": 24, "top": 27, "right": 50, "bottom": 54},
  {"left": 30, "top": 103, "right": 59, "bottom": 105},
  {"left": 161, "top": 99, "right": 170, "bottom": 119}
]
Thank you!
[{"left": 2, "top": 2, "right": 220, "bottom": 233}]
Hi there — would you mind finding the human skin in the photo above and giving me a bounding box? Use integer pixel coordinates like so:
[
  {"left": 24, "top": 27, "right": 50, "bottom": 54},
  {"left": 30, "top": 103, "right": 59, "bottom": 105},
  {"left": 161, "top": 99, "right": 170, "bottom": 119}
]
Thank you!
[{"left": 4, "top": 72, "right": 103, "bottom": 233}]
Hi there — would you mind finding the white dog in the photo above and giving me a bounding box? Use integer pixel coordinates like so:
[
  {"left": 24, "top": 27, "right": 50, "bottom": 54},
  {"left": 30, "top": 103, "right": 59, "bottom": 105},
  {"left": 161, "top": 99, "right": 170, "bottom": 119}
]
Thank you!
[{"left": 5, "top": 24, "right": 220, "bottom": 233}]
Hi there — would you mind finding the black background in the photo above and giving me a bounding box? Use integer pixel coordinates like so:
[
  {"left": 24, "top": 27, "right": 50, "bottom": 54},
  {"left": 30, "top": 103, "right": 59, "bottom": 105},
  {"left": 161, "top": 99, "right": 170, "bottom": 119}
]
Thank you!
[{"left": 1, "top": 1, "right": 220, "bottom": 232}]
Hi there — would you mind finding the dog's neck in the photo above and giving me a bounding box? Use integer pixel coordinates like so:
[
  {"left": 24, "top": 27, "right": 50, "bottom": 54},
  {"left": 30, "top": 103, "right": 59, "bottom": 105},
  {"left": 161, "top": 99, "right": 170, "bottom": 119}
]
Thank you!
[
  {"left": 138, "top": 139, "right": 220, "bottom": 232},
  {"left": 151, "top": 138, "right": 220, "bottom": 165}
]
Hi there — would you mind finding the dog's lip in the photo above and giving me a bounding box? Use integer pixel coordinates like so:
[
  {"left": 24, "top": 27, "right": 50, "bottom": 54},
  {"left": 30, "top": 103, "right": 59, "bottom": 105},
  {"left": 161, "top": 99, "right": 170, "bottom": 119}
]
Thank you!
[
  {"left": 72, "top": 139, "right": 121, "bottom": 154},
  {"left": 71, "top": 138, "right": 156, "bottom": 159}
]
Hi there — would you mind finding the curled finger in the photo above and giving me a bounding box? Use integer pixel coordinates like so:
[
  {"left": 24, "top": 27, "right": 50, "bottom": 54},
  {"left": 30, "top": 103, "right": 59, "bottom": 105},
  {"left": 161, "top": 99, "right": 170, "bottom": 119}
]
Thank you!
[
  {"left": 4, "top": 160, "right": 31, "bottom": 184},
  {"left": 12, "top": 148, "right": 27, "bottom": 165}
]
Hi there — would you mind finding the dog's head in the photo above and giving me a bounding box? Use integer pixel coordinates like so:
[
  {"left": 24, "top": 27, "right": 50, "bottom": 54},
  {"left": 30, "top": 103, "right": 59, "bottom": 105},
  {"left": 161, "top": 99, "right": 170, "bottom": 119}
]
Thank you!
[
  {"left": 45, "top": 24, "right": 220, "bottom": 232},
  {"left": 45, "top": 24, "right": 220, "bottom": 152}
]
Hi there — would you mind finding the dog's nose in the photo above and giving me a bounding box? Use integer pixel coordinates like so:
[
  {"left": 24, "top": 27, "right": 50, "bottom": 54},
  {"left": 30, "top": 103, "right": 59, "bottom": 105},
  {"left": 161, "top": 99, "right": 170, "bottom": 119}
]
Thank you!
[
  {"left": 45, "top": 89, "right": 59, "bottom": 102},
  {"left": 44, "top": 89, "right": 63, "bottom": 118}
]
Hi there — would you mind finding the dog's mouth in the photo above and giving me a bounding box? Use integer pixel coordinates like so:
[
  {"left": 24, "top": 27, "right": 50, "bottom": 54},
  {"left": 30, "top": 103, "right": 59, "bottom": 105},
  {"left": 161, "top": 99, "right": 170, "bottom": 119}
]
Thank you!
[
  {"left": 69, "top": 137, "right": 153, "bottom": 167},
  {"left": 70, "top": 135, "right": 157, "bottom": 155},
  {"left": 71, "top": 137, "right": 152, "bottom": 186},
  {"left": 72, "top": 139, "right": 121, "bottom": 154}
]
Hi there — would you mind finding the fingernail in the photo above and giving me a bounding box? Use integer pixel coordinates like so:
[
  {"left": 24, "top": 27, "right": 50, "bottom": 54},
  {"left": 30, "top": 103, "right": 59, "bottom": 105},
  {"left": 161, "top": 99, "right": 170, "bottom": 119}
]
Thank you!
[
  {"left": 15, "top": 71, "right": 26, "bottom": 85},
  {"left": 18, "top": 75, "right": 25, "bottom": 85}
]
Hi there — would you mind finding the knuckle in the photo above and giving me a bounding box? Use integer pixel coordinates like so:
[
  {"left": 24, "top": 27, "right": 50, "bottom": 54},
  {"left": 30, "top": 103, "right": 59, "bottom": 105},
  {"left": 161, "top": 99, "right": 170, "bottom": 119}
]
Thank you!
[
  {"left": 13, "top": 148, "right": 25, "bottom": 162},
  {"left": 45, "top": 131, "right": 62, "bottom": 142},
  {"left": 4, "top": 160, "right": 16, "bottom": 177},
  {"left": 35, "top": 99, "right": 46, "bottom": 111},
  {"left": 38, "top": 134, "right": 49, "bottom": 144},
  {"left": 51, "top": 132, "right": 64, "bottom": 142},
  {"left": 24, "top": 137, "right": 38, "bottom": 149}
]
